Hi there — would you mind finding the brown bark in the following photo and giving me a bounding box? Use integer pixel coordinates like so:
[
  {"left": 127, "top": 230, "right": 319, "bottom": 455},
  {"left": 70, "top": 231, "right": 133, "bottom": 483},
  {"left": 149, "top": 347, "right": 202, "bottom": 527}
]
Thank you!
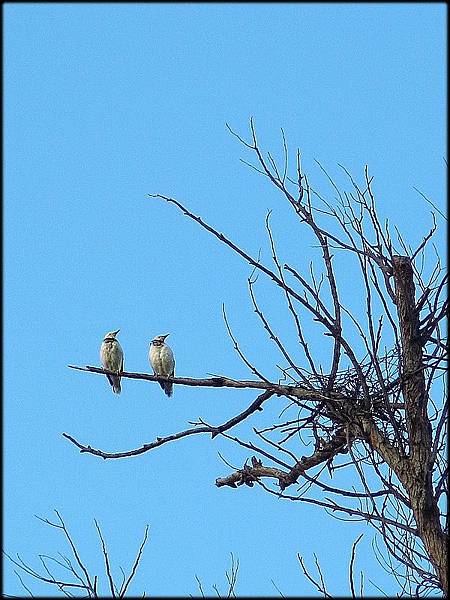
[{"left": 392, "top": 255, "right": 447, "bottom": 594}]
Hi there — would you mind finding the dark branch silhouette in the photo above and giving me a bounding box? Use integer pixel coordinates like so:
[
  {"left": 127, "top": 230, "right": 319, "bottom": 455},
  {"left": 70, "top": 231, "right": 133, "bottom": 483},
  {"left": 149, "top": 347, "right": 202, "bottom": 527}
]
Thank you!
[
  {"left": 4, "top": 511, "right": 149, "bottom": 598},
  {"left": 65, "top": 120, "right": 447, "bottom": 595}
]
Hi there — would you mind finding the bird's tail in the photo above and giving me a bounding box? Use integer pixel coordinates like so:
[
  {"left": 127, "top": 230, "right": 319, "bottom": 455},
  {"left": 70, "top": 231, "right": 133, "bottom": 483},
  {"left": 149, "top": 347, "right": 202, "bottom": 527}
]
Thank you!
[
  {"left": 107, "top": 374, "right": 121, "bottom": 394},
  {"left": 157, "top": 378, "right": 173, "bottom": 396}
]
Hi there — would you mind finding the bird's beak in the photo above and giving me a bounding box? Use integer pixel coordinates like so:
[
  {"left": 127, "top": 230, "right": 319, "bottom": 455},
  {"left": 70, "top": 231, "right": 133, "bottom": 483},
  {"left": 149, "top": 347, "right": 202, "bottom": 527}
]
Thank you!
[
  {"left": 162, "top": 333, "right": 170, "bottom": 340},
  {"left": 113, "top": 329, "right": 120, "bottom": 335}
]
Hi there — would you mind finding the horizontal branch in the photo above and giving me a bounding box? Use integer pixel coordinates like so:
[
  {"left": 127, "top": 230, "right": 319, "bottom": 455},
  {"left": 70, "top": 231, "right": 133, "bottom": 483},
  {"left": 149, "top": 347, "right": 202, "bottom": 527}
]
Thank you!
[
  {"left": 235, "top": 477, "right": 420, "bottom": 536},
  {"left": 216, "top": 462, "right": 288, "bottom": 489},
  {"left": 216, "top": 429, "right": 349, "bottom": 490},
  {"left": 68, "top": 364, "right": 336, "bottom": 401}
]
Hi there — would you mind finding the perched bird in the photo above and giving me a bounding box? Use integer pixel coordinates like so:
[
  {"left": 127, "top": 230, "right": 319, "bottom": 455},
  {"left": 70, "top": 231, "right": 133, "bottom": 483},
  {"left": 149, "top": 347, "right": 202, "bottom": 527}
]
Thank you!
[
  {"left": 100, "top": 329, "right": 124, "bottom": 394},
  {"left": 149, "top": 334, "right": 175, "bottom": 397}
]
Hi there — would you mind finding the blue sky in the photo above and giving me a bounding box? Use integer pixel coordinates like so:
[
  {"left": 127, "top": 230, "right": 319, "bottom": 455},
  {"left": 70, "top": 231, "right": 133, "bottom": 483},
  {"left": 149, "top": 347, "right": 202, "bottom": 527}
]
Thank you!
[{"left": 4, "top": 3, "right": 446, "bottom": 597}]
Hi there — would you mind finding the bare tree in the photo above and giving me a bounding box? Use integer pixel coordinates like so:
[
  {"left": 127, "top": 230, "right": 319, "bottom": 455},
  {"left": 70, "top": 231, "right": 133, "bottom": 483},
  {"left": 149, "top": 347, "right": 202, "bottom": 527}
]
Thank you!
[
  {"left": 5, "top": 513, "right": 243, "bottom": 598},
  {"left": 193, "top": 553, "right": 240, "bottom": 598},
  {"left": 4, "top": 511, "right": 149, "bottom": 598},
  {"left": 65, "top": 121, "right": 447, "bottom": 596}
]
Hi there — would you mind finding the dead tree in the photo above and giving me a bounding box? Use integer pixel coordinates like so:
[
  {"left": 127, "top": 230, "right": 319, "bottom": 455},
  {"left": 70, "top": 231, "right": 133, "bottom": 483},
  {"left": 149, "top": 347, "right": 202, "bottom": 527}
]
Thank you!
[
  {"left": 5, "top": 513, "right": 242, "bottom": 598},
  {"left": 66, "top": 121, "right": 447, "bottom": 596},
  {"left": 4, "top": 511, "right": 149, "bottom": 597}
]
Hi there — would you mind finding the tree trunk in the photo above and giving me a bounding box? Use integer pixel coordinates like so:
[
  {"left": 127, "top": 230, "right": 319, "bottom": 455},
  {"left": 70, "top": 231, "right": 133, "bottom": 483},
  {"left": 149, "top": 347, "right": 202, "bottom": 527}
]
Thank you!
[{"left": 392, "top": 255, "right": 448, "bottom": 594}]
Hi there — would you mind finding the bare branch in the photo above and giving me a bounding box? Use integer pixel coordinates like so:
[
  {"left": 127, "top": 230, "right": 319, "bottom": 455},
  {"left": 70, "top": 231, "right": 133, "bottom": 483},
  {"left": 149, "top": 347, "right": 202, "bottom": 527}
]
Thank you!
[
  {"left": 119, "top": 525, "right": 149, "bottom": 598},
  {"left": 349, "top": 534, "right": 364, "bottom": 598},
  {"left": 63, "top": 389, "right": 275, "bottom": 460},
  {"left": 94, "top": 519, "right": 116, "bottom": 598}
]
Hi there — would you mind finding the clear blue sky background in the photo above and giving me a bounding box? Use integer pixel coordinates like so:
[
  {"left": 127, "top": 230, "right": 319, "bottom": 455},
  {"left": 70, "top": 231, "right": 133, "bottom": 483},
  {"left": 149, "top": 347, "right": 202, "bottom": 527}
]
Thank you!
[{"left": 4, "top": 3, "right": 446, "bottom": 597}]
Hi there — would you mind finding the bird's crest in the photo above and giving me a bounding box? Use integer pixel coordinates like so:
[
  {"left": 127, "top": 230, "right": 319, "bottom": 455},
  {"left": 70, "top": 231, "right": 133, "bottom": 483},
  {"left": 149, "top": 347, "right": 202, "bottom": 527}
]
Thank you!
[
  {"left": 152, "top": 333, "right": 170, "bottom": 345},
  {"left": 104, "top": 329, "right": 120, "bottom": 340}
]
